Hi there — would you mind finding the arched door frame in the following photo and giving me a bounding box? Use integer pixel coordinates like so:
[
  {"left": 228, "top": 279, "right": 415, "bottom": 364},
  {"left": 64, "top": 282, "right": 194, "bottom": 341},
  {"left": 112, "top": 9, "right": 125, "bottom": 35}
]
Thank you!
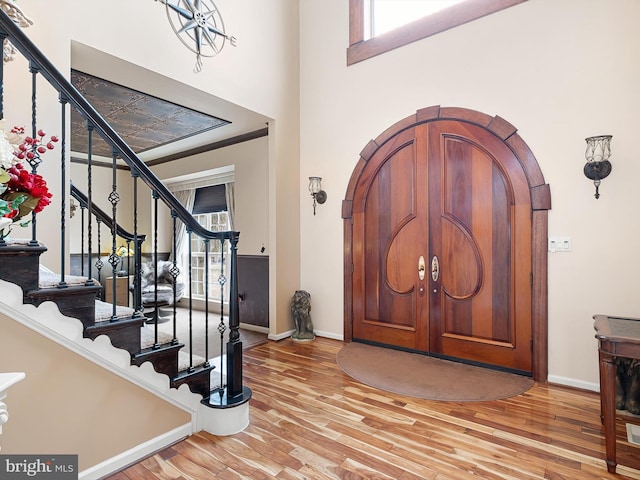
[{"left": 342, "top": 106, "right": 551, "bottom": 382}]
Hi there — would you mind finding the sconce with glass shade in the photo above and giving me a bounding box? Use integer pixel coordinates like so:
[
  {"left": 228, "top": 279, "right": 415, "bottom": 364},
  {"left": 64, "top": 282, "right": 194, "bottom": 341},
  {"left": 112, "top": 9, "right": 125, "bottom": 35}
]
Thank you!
[
  {"left": 584, "top": 135, "right": 612, "bottom": 199},
  {"left": 308, "top": 177, "right": 327, "bottom": 215}
]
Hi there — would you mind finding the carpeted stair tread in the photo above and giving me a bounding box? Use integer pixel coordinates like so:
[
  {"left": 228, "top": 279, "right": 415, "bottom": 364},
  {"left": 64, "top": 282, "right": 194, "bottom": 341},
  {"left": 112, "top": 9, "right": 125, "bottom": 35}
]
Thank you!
[
  {"left": 39, "top": 269, "right": 92, "bottom": 288},
  {"left": 95, "top": 299, "right": 135, "bottom": 322},
  {"left": 140, "top": 323, "right": 174, "bottom": 348},
  {"left": 140, "top": 324, "right": 206, "bottom": 371}
]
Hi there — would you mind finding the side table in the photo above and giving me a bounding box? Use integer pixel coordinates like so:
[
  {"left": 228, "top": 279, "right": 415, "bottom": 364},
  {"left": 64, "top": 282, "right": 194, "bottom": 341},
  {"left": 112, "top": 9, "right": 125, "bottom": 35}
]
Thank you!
[
  {"left": 104, "top": 275, "right": 131, "bottom": 307},
  {"left": 593, "top": 314, "right": 640, "bottom": 474}
]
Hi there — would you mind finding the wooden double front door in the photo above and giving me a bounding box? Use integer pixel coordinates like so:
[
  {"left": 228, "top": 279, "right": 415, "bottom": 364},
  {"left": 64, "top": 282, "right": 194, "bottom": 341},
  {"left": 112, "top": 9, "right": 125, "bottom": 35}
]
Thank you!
[{"left": 343, "top": 107, "right": 551, "bottom": 376}]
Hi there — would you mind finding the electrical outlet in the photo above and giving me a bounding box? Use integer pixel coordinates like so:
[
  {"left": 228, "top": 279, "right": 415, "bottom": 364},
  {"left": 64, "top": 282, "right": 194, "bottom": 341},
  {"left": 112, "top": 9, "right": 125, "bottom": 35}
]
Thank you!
[{"left": 548, "top": 237, "right": 572, "bottom": 252}]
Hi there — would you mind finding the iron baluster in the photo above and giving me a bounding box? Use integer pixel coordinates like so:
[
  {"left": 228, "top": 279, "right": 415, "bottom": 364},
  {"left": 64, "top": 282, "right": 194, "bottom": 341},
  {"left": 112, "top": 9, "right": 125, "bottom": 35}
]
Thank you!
[
  {"left": 187, "top": 228, "right": 194, "bottom": 371},
  {"left": 85, "top": 123, "right": 94, "bottom": 285},
  {"left": 28, "top": 62, "right": 38, "bottom": 245},
  {"left": 57, "top": 95, "right": 68, "bottom": 287},
  {"left": 108, "top": 148, "right": 120, "bottom": 320},
  {"left": 152, "top": 190, "right": 159, "bottom": 346}
]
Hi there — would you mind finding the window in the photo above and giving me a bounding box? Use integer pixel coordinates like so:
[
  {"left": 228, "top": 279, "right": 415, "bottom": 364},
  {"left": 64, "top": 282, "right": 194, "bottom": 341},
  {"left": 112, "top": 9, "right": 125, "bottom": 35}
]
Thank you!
[
  {"left": 165, "top": 166, "right": 235, "bottom": 305},
  {"left": 190, "top": 210, "right": 231, "bottom": 303},
  {"left": 347, "top": 0, "right": 528, "bottom": 65},
  {"left": 372, "top": 1, "right": 466, "bottom": 37}
]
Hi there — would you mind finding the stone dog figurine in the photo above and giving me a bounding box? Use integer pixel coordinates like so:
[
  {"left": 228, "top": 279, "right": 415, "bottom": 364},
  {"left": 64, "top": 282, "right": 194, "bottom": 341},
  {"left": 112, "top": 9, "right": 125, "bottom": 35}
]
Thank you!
[
  {"left": 290, "top": 290, "right": 315, "bottom": 342},
  {"left": 615, "top": 357, "right": 640, "bottom": 414}
]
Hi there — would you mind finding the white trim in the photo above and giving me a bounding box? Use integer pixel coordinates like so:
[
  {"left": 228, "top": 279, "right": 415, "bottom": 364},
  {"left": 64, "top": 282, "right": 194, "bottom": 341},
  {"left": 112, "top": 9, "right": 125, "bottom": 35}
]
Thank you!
[
  {"left": 239, "top": 322, "right": 268, "bottom": 334},
  {"left": 267, "top": 329, "right": 344, "bottom": 342},
  {"left": 548, "top": 374, "right": 599, "bottom": 392},
  {"left": 78, "top": 423, "right": 191, "bottom": 480},
  {"left": 314, "top": 330, "right": 344, "bottom": 341},
  {"left": 268, "top": 329, "right": 295, "bottom": 341},
  {"left": 165, "top": 165, "right": 235, "bottom": 192},
  {"left": 0, "top": 372, "right": 25, "bottom": 450}
]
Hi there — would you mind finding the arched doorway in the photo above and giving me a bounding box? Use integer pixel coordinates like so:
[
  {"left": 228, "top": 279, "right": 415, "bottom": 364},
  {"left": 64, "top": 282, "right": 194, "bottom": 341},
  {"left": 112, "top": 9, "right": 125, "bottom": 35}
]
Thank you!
[{"left": 342, "top": 106, "right": 551, "bottom": 381}]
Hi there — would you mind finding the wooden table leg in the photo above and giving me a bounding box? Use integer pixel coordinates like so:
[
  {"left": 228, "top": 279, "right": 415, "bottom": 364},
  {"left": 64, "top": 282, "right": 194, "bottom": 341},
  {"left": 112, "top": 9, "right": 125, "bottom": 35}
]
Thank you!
[{"left": 600, "top": 350, "right": 617, "bottom": 474}]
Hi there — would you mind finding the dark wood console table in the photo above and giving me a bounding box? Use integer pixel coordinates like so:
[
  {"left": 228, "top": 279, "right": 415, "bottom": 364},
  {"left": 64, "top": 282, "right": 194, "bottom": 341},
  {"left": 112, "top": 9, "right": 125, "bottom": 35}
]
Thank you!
[{"left": 593, "top": 314, "right": 640, "bottom": 473}]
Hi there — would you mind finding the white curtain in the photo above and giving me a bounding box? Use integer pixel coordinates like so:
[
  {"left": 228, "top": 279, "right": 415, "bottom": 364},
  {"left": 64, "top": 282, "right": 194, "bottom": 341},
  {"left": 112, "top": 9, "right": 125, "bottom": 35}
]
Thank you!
[
  {"left": 169, "top": 189, "right": 196, "bottom": 266},
  {"left": 225, "top": 182, "right": 235, "bottom": 230}
]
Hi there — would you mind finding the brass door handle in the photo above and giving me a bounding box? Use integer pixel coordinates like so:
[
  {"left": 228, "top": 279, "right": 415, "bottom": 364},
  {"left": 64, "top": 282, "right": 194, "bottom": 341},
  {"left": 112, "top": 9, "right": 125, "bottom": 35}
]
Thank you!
[
  {"left": 431, "top": 255, "right": 439, "bottom": 282},
  {"left": 418, "top": 256, "right": 425, "bottom": 280}
]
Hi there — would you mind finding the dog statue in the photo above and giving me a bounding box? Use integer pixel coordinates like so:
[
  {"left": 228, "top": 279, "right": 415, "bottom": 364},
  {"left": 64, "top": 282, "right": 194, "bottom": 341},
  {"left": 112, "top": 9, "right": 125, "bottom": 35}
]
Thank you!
[
  {"left": 291, "top": 290, "right": 315, "bottom": 342},
  {"left": 615, "top": 357, "right": 640, "bottom": 414}
]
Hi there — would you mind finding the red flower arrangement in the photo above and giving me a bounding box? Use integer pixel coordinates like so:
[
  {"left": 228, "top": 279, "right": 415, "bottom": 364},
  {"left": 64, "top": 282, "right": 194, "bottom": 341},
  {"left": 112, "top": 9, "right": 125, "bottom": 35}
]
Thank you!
[{"left": 0, "top": 124, "right": 57, "bottom": 237}]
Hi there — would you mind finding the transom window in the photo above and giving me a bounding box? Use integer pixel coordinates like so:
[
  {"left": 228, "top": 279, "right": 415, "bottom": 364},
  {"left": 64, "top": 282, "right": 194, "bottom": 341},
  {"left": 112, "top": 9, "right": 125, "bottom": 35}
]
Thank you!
[
  {"left": 371, "top": 0, "right": 466, "bottom": 37},
  {"left": 348, "top": 0, "right": 528, "bottom": 65}
]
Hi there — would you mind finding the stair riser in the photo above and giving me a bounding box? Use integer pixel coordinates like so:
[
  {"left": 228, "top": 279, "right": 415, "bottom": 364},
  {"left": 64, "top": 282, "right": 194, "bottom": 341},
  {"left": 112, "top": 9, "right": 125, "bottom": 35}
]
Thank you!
[
  {"left": 86, "top": 324, "right": 142, "bottom": 355},
  {"left": 27, "top": 287, "right": 101, "bottom": 328},
  {"left": 0, "top": 245, "right": 47, "bottom": 295}
]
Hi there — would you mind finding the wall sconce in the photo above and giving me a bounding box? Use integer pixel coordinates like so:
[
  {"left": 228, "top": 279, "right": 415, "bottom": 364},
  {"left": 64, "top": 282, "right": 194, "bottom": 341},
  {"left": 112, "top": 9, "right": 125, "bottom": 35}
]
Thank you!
[
  {"left": 584, "top": 135, "right": 612, "bottom": 199},
  {"left": 308, "top": 176, "right": 327, "bottom": 215}
]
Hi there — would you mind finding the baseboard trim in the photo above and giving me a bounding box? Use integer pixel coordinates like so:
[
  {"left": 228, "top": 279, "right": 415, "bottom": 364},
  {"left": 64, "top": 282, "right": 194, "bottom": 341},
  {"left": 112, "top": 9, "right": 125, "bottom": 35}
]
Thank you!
[
  {"left": 239, "top": 322, "right": 268, "bottom": 334},
  {"left": 268, "top": 329, "right": 294, "bottom": 341},
  {"left": 267, "top": 329, "right": 344, "bottom": 342},
  {"left": 79, "top": 423, "right": 192, "bottom": 480},
  {"left": 314, "top": 330, "right": 344, "bottom": 341},
  {"left": 547, "top": 374, "right": 599, "bottom": 392}
]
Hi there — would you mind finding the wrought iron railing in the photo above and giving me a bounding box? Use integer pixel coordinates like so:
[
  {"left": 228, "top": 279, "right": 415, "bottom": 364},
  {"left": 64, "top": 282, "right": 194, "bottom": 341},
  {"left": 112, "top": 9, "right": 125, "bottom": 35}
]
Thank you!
[{"left": 0, "top": 10, "right": 249, "bottom": 405}]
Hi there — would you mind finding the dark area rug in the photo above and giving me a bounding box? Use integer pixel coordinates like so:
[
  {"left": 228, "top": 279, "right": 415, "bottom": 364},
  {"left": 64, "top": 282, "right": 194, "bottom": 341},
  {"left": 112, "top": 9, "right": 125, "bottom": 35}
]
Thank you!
[{"left": 337, "top": 342, "right": 534, "bottom": 402}]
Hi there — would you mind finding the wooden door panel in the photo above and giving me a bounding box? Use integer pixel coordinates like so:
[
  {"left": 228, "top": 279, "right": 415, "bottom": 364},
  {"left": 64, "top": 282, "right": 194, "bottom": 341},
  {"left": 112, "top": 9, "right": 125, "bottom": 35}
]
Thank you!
[
  {"left": 352, "top": 128, "right": 429, "bottom": 349},
  {"left": 346, "top": 107, "right": 550, "bottom": 379},
  {"left": 351, "top": 117, "right": 533, "bottom": 372},
  {"left": 430, "top": 123, "right": 532, "bottom": 372}
]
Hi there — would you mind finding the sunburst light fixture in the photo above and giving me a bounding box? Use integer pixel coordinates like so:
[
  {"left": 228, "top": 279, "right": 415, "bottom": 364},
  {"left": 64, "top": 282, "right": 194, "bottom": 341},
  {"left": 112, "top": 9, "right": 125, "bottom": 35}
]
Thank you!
[{"left": 156, "top": 0, "right": 237, "bottom": 72}]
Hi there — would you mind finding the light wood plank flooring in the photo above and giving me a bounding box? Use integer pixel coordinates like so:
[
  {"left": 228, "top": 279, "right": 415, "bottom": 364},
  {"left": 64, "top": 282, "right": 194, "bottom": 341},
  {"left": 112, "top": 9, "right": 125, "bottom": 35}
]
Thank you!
[{"left": 107, "top": 337, "right": 640, "bottom": 479}]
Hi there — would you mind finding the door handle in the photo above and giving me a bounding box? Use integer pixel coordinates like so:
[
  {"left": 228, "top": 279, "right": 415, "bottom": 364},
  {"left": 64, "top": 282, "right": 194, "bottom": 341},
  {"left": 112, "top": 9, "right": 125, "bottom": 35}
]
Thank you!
[
  {"left": 431, "top": 255, "right": 439, "bottom": 282},
  {"left": 418, "top": 256, "right": 425, "bottom": 280}
]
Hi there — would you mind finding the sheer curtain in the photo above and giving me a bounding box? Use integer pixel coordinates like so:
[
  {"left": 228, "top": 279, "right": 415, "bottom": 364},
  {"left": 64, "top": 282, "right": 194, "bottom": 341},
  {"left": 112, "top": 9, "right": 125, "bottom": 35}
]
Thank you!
[
  {"left": 169, "top": 189, "right": 196, "bottom": 266},
  {"left": 225, "top": 182, "right": 235, "bottom": 230}
]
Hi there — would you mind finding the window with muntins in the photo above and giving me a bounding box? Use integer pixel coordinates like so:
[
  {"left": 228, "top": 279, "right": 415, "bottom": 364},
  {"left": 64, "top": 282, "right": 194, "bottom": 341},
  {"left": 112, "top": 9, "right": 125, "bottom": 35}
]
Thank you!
[{"left": 190, "top": 207, "right": 231, "bottom": 304}]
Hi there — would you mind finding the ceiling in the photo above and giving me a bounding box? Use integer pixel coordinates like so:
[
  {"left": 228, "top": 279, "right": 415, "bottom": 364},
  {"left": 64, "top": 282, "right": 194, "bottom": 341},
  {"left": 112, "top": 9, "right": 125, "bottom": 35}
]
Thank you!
[
  {"left": 70, "top": 70, "right": 231, "bottom": 160},
  {"left": 70, "top": 42, "right": 270, "bottom": 166}
]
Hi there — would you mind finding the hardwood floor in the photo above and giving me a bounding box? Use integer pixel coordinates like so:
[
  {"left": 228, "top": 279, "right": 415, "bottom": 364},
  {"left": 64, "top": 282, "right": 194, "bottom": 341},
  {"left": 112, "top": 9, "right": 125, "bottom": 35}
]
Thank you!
[{"left": 107, "top": 337, "right": 640, "bottom": 479}]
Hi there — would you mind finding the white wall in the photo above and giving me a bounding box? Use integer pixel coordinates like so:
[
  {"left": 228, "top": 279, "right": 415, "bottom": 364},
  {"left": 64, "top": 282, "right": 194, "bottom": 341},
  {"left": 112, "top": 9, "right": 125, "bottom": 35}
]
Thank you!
[{"left": 299, "top": 0, "right": 640, "bottom": 388}]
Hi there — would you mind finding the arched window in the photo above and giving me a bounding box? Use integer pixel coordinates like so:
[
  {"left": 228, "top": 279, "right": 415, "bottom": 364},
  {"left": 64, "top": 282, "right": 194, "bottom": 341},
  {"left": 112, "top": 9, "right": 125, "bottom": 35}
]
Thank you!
[{"left": 348, "top": 0, "right": 528, "bottom": 65}]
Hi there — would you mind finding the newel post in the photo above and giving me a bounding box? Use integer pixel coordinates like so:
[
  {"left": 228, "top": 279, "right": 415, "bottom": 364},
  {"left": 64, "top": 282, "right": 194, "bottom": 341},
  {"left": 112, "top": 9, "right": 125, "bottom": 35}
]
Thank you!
[{"left": 226, "top": 231, "right": 244, "bottom": 398}]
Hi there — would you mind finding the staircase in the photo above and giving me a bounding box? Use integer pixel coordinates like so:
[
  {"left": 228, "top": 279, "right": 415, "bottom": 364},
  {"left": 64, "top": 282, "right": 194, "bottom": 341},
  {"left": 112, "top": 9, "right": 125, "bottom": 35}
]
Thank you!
[{"left": 0, "top": 7, "right": 250, "bottom": 422}]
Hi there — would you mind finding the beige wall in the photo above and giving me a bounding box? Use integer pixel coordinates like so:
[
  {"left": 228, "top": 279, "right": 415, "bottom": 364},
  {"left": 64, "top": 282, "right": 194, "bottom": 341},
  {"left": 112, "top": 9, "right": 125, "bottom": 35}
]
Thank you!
[
  {"left": 299, "top": 0, "right": 640, "bottom": 388},
  {"left": 9, "top": 0, "right": 300, "bottom": 336},
  {"left": 152, "top": 137, "right": 269, "bottom": 257},
  {"left": 0, "top": 312, "right": 190, "bottom": 470},
  {"left": 8, "top": 0, "right": 623, "bottom": 394},
  {"left": 69, "top": 165, "right": 137, "bottom": 255}
]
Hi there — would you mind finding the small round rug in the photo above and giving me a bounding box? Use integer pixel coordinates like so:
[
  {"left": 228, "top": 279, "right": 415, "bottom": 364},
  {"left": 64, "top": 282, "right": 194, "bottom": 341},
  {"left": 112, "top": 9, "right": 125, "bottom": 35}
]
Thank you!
[{"left": 337, "top": 342, "right": 534, "bottom": 402}]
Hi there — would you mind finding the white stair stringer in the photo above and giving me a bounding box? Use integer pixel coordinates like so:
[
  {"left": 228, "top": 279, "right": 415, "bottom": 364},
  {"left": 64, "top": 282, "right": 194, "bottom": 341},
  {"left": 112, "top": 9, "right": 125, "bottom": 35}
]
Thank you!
[{"left": 0, "top": 279, "right": 249, "bottom": 478}]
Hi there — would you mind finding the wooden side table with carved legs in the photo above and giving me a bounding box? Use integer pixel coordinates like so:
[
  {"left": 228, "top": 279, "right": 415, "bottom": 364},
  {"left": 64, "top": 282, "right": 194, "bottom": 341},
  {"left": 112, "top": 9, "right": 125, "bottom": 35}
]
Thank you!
[{"left": 593, "top": 314, "right": 640, "bottom": 474}]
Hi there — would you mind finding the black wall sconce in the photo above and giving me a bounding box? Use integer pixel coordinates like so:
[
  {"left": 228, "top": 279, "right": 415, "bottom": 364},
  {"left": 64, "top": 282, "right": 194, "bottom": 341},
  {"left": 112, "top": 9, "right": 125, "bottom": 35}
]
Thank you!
[
  {"left": 308, "top": 176, "right": 327, "bottom": 215},
  {"left": 584, "top": 135, "right": 612, "bottom": 199}
]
